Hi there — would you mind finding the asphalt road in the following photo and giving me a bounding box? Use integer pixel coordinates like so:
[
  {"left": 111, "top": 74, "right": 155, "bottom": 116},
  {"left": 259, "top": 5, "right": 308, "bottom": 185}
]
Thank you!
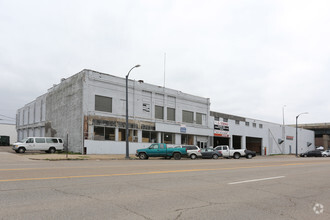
[{"left": 0, "top": 151, "right": 329, "bottom": 220}]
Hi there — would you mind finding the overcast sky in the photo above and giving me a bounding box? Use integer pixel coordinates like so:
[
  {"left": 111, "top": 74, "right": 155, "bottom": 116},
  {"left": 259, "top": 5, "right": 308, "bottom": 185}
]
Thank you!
[{"left": 1, "top": 0, "right": 329, "bottom": 125}]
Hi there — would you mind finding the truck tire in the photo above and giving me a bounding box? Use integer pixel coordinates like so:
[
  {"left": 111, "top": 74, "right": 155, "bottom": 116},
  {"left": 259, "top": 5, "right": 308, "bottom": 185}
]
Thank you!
[
  {"left": 190, "top": 154, "right": 197, "bottom": 160},
  {"left": 139, "top": 153, "right": 148, "bottom": 160},
  {"left": 18, "top": 147, "right": 26, "bottom": 153},
  {"left": 233, "top": 153, "right": 241, "bottom": 159},
  {"left": 212, "top": 154, "right": 219, "bottom": 159},
  {"left": 173, "top": 153, "right": 181, "bottom": 160}
]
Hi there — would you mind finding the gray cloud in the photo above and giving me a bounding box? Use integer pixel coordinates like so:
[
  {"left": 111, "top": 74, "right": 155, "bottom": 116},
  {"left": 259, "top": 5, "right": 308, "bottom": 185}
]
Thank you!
[{"left": 1, "top": 0, "right": 329, "bottom": 124}]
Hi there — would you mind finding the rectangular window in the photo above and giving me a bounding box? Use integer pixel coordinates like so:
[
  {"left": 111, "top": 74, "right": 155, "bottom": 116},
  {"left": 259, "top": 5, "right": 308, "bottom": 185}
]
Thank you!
[
  {"left": 119, "top": 129, "right": 126, "bottom": 141},
  {"left": 182, "top": 110, "right": 194, "bottom": 123},
  {"left": 196, "top": 113, "right": 203, "bottom": 124},
  {"left": 235, "top": 120, "right": 240, "bottom": 125},
  {"left": 223, "top": 118, "right": 228, "bottom": 122},
  {"left": 128, "top": 129, "right": 138, "bottom": 142},
  {"left": 167, "top": 107, "right": 175, "bottom": 121},
  {"left": 253, "top": 123, "right": 256, "bottom": 128},
  {"left": 95, "top": 95, "right": 112, "bottom": 113},
  {"left": 155, "top": 105, "right": 164, "bottom": 119},
  {"left": 94, "top": 126, "right": 105, "bottom": 140},
  {"left": 181, "top": 134, "right": 194, "bottom": 145},
  {"left": 142, "top": 131, "right": 157, "bottom": 143},
  {"left": 35, "top": 138, "right": 45, "bottom": 143},
  {"left": 162, "top": 132, "right": 174, "bottom": 144},
  {"left": 245, "top": 122, "right": 250, "bottom": 126},
  {"left": 214, "top": 116, "right": 219, "bottom": 121},
  {"left": 105, "top": 127, "right": 115, "bottom": 140},
  {"left": 46, "top": 138, "right": 58, "bottom": 143},
  {"left": 259, "top": 124, "right": 263, "bottom": 129}
]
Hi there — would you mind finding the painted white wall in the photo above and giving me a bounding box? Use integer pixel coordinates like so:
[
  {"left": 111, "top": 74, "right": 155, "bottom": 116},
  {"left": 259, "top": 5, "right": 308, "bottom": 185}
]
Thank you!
[
  {"left": 220, "top": 117, "right": 314, "bottom": 155},
  {"left": 0, "top": 123, "right": 17, "bottom": 144}
]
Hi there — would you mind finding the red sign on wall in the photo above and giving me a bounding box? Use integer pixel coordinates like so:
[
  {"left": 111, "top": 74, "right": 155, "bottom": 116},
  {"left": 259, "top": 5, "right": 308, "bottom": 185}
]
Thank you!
[{"left": 286, "top": 136, "right": 294, "bottom": 140}]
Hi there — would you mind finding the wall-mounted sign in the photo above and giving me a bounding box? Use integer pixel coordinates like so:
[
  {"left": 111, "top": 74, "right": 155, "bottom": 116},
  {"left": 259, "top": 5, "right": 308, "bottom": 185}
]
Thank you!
[
  {"left": 286, "top": 136, "right": 294, "bottom": 140},
  {"left": 214, "top": 121, "right": 229, "bottom": 137},
  {"left": 180, "top": 124, "right": 186, "bottom": 133}
]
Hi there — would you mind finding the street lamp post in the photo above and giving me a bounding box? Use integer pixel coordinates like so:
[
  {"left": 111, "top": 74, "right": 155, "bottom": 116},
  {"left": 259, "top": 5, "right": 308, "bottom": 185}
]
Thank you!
[
  {"left": 296, "top": 112, "right": 308, "bottom": 157},
  {"left": 126, "top": 64, "right": 141, "bottom": 159},
  {"left": 282, "top": 105, "right": 286, "bottom": 154}
]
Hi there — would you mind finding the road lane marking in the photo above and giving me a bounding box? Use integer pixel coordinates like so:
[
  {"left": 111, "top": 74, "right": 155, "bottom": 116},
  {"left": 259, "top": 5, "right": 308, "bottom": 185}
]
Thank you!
[
  {"left": 1, "top": 161, "right": 330, "bottom": 182},
  {"left": 228, "top": 176, "right": 285, "bottom": 185}
]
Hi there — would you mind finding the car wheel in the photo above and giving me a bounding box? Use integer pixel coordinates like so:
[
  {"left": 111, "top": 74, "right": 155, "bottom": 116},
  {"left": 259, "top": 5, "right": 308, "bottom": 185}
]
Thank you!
[
  {"left": 18, "top": 147, "right": 25, "bottom": 153},
  {"left": 212, "top": 154, "right": 219, "bottom": 159},
  {"left": 173, "top": 153, "right": 181, "bottom": 160},
  {"left": 304, "top": 155, "right": 307, "bottom": 157},
  {"left": 139, "top": 153, "right": 148, "bottom": 160},
  {"left": 49, "top": 147, "right": 56, "bottom": 154},
  {"left": 233, "top": 153, "right": 241, "bottom": 159},
  {"left": 190, "top": 154, "right": 197, "bottom": 160},
  {"left": 15, "top": 150, "right": 19, "bottom": 153},
  {"left": 323, "top": 154, "right": 327, "bottom": 157},
  {"left": 247, "top": 154, "right": 253, "bottom": 159}
]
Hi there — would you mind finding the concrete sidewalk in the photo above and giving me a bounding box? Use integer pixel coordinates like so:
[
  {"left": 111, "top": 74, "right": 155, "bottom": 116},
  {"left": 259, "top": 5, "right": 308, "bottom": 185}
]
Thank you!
[
  {"left": 1, "top": 146, "right": 139, "bottom": 160},
  {"left": 22, "top": 153, "right": 139, "bottom": 160}
]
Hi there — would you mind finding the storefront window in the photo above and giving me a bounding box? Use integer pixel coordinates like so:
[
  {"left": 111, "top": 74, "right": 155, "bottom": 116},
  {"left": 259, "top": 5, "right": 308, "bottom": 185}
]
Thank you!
[
  {"left": 181, "top": 134, "right": 194, "bottom": 145},
  {"left": 142, "top": 131, "right": 157, "bottom": 143},
  {"left": 119, "top": 129, "right": 126, "bottom": 141},
  {"left": 162, "top": 132, "right": 174, "bottom": 144}
]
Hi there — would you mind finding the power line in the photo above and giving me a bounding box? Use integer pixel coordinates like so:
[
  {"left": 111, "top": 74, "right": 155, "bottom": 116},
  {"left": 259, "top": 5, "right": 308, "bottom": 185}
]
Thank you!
[{"left": 0, "top": 114, "right": 16, "bottom": 120}]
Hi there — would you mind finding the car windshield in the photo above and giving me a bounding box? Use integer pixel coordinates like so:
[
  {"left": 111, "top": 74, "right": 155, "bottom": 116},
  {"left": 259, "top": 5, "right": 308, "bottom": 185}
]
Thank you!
[{"left": 20, "top": 138, "right": 28, "bottom": 143}]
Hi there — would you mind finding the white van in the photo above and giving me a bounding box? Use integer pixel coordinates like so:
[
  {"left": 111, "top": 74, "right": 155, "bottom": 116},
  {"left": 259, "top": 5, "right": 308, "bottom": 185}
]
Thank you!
[{"left": 13, "top": 137, "right": 64, "bottom": 153}]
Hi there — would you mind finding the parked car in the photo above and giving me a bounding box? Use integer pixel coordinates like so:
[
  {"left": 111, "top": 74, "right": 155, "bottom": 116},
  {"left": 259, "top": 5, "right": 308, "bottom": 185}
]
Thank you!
[
  {"left": 214, "top": 145, "right": 256, "bottom": 159},
  {"left": 136, "top": 143, "right": 187, "bottom": 160},
  {"left": 244, "top": 150, "right": 257, "bottom": 159},
  {"left": 299, "top": 150, "right": 322, "bottom": 157},
  {"left": 175, "top": 145, "right": 202, "bottom": 159},
  {"left": 321, "top": 150, "right": 330, "bottom": 157},
  {"left": 12, "top": 137, "right": 64, "bottom": 153},
  {"left": 200, "top": 148, "right": 222, "bottom": 159}
]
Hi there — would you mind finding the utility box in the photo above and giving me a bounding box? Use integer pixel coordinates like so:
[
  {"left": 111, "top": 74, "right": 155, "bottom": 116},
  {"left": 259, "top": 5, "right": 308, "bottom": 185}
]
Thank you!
[{"left": 0, "top": 136, "right": 10, "bottom": 146}]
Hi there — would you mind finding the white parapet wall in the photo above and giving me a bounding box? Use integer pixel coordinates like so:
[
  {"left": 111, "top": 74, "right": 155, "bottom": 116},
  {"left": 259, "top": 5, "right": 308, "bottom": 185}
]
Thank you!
[{"left": 84, "top": 140, "right": 177, "bottom": 154}]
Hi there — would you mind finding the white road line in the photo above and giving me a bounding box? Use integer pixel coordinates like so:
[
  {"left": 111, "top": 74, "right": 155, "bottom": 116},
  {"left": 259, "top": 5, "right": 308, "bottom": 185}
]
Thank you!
[{"left": 228, "top": 176, "right": 285, "bottom": 185}]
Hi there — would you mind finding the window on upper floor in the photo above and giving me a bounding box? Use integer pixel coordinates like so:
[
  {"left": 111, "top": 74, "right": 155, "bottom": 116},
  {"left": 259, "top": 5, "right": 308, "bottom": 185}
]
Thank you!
[
  {"left": 196, "top": 113, "right": 206, "bottom": 125},
  {"left": 155, "top": 105, "right": 164, "bottom": 119},
  {"left": 182, "top": 110, "right": 194, "bottom": 123},
  {"left": 245, "top": 122, "right": 250, "bottom": 126},
  {"left": 167, "top": 107, "right": 175, "bottom": 121},
  {"left": 95, "top": 95, "right": 112, "bottom": 113}
]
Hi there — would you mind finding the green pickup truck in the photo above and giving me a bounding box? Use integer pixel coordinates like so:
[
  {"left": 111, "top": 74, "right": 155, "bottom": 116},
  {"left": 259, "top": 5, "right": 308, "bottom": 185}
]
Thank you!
[{"left": 136, "top": 143, "right": 187, "bottom": 160}]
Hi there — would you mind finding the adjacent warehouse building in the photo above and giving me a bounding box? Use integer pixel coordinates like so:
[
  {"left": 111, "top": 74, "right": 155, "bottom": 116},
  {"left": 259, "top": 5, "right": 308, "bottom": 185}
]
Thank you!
[
  {"left": 16, "top": 69, "right": 314, "bottom": 155},
  {"left": 0, "top": 123, "right": 17, "bottom": 145}
]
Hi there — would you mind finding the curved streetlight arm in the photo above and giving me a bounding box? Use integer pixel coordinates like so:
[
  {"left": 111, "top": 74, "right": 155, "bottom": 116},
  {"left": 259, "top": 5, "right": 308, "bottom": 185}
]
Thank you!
[
  {"left": 295, "top": 112, "right": 308, "bottom": 157},
  {"left": 296, "top": 112, "right": 308, "bottom": 120},
  {"left": 126, "top": 65, "right": 141, "bottom": 78},
  {"left": 126, "top": 64, "right": 141, "bottom": 159}
]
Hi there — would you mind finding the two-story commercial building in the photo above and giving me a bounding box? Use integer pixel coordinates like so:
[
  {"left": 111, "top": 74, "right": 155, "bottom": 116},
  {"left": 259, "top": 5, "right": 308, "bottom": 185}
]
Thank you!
[
  {"left": 16, "top": 69, "right": 315, "bottom": 155},
  {"left": 17, "top": 69, "right": 213, "bottom": 154}
]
